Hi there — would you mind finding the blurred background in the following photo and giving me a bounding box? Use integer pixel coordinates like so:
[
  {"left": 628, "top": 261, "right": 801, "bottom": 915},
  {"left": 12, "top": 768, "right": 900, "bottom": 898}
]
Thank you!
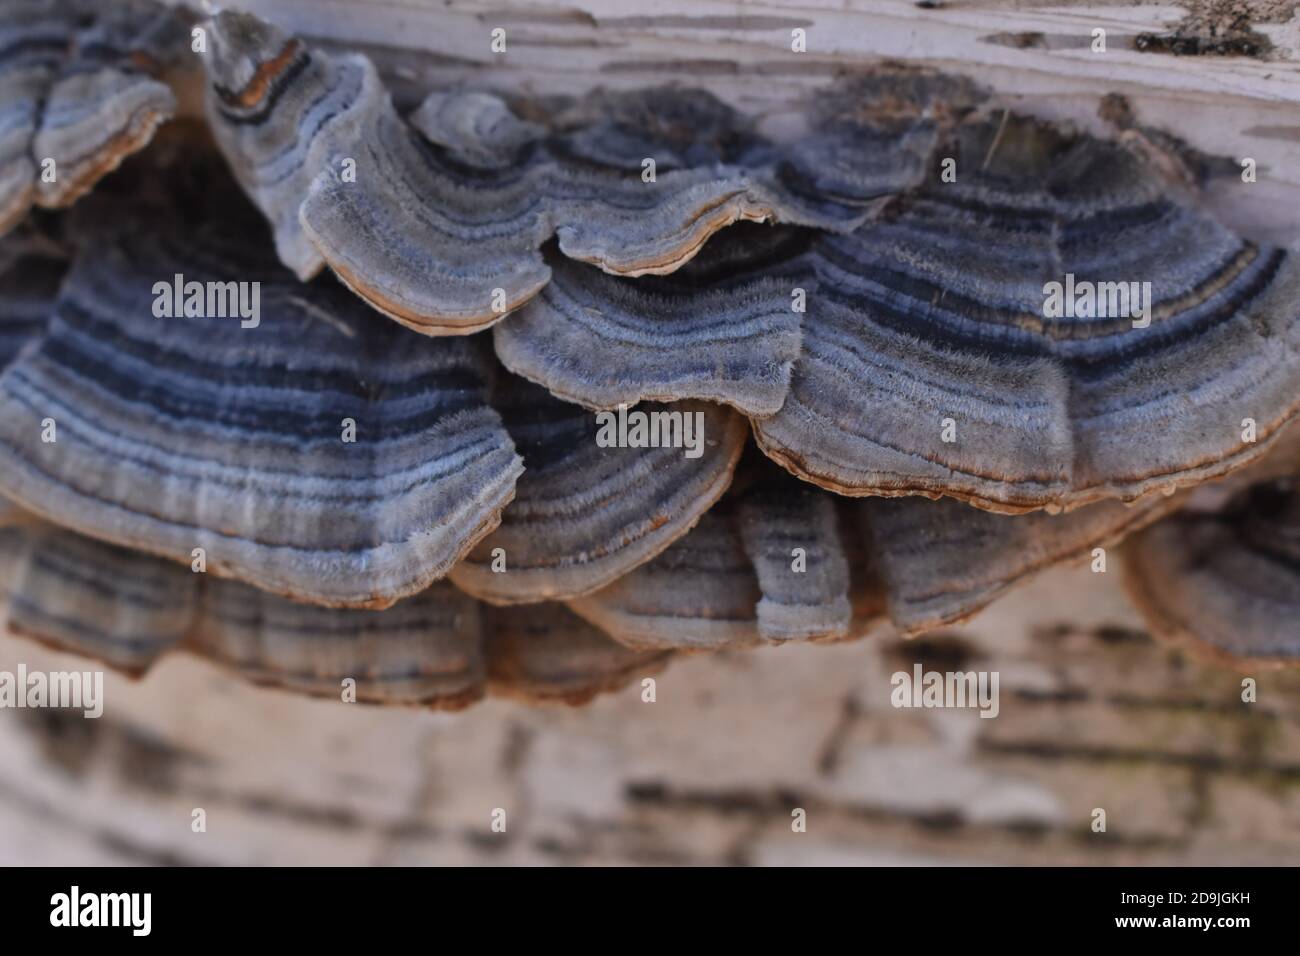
[{"left": 2, "top": 564, "right": 1297, "bottom": 866}]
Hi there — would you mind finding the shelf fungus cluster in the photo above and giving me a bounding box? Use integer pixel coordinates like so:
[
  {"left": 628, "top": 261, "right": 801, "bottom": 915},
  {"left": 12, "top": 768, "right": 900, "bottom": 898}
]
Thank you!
[
  {"left": 0, "top": 0, "right": 187, "bottom": 235},
  {"left": 0, "top": 2, "right": 1295, "bottom": 709}
]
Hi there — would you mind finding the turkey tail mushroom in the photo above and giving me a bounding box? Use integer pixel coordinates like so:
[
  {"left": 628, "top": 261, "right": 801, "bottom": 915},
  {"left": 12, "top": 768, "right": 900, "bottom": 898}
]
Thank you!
[
  {"left": 2, "top": 6, "right": 1296, "bottom": 698},
  {"left": 1123, "top": 441, "right": 1300, "bottom": 669},
  {"left": 861, "top": 493, "right": 1180, "bottom": 636},
  {"left": 0, "top": 224, "right": 66, "bottom": 365},
  {"left": 191, "top": 577, "right": 488, "bottom": 707},
  {"left": 0, "top": 0, "right": 182, "bottom": 236},
  {"left": 568, "top": 456, "right": 864, "bottom": 650},
  {"left": 494, "top": 113, "right": 1299, "bottom": 515},
  {"left": 200, "top": 10, "right": 963, "bottom": 335},
  {"left": 754, "top": 114, "right": 1300, "bottom": 513},
  {"left": 493, "top": 225, "right": 811, "bottom": 417},
  {"left": 571, "top": 452, "right": 1180, "bottom": 650},
  {"left": 0, "top": 210, "right": 523, "bottom": 609},
  {"left": 0, "top": 519, "right": 666, "bottom": 707},
  {"left": 200, "top": 10, "right": 774, "bottom": 332},
  {"left": 0, "top": 523, "right": 193, "bottom": 673},
  {"left": 567, "top": 505, "right": 764, "bottom": 652},
  {"left": 770, "top": 70, "right": 984, "bottom": 219},
  {"left": 408, "top": 90, "right": 545, "bottom": 171},
  {"left": 484, "top": 602, "right": 670, "bottom": 705},
  {"left": 736, "top": 460, "right": 854, "bottom": 642},
  {"left": 447, "top": 374, "right": 747, "bottom": 604}
]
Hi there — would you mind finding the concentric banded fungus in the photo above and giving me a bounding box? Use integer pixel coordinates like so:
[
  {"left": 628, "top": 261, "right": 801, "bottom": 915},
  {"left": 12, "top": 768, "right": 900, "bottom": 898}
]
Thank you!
[
  {"left": 492, "top": 112, "right": 1299, "bottom": 515},
  {"left": 484, "top": 603, "right": 670, "bottom": 704},
  {"left": 494, "top": 225, "right": 811, "bottom": 417},
  {"left": 0, "top": 227, "right": 65, "bottom": 366},
  {"left": 0, "top": 0, "right": 180, "bottom": 235},
  {"left": 532, "top": 85, "right": 874, "bottom": 265},
  {"left": 566, "top": 506, "right": 763, "bottom": 652},
  {"left": 571, "top": 454, "right": 1176, "bottom": 649},
  {"left": 737, "top": 462, "right": 852, "bottom": 642},
  {"left": 771, "top": 71, "right": 982, "bottom": 218},
  {"left": 408, "top": 90, "right": 545, "bottom": 171},
  {"left": 860, "top": 493, "right": 1178, "bottom": 635},
  {"left": 1123, "top": 463, "right": 1300, "bottom": 668},
  {"left": 1, "top": 5, "right": 1293, "bottom": 703},
  {"left": 0, "top": 523, "right": 193, "bottom": 672},
  {"left": 755, "top": 114, "right": 1300, "bottom": 513},
  {"left": 201, "top": 10, "right": 957, "bottom": 335},
  {"left": 543, "top": 75, "right": 976, "bottom": 237},
  {"left": 202, "top": 10, "right": 768, "bottom": 329},
  {"left": 192, "top": 577, "right": 486, "bottom": 706},
  {"left": 0, "top": 221, "right": 523, "bottom": 608},
  {"left": 199, "top": 9, "right": 361, "bottom": 281},
  {"left": 0, "top": 520, "right": 659, "bottom": 706},
  {"left": 568, "top": 459, "right": 860, "bottom": 650},
  {"left": 448, "top": 375, "right": 747, "bottom": 604}
]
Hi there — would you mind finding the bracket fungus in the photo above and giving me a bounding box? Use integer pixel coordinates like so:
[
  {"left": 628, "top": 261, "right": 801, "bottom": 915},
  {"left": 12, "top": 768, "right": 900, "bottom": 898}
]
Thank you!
[
  {"left": 200, "top": 10, "right": 963, "bottom": 336},
  {"left": 0, "top": 213, "right": 523, "bottom": 608},
  {"left": 408, "top": 90, "right": 546, "bottom": 172},
  {"left": 755, "top": 115, "right": 1300, "bottom": 513},
  {"left": 0, "top": 0, "right": 1295, "bottom": 710},
  {"left": 448, "top": 375, "right": 747, "bottom": 604},
  {"left": 201, "top": 9, "right": 776, "bottom": 330},
  {"left": 494, "top": 225, "right": 811, "bottom": 417},
  {"left": 0, "top": 225, "right": 65, "bottom": 365},
  {"left": 0, "top": 519, "right": 665, "bottom": 707},
  {"left": 0, "top": 523, "right": 193, "bottom": 673},
  {"left": 568, "top": 452, "right": 1178, "bottom": 652},
  {"left": 568, "top": 457, "right": 866, "bottom": 651},
  {"left": 736, "top": 461, "right": 855, "bottom": 642},
  {"left": 484, "top": 602, "right": 670, "bottom": 705},
  {"left": 861, "top": 492, "right": 1180, "bottom": 635},
  {"left": 567, "top": 506, "right": 766, "bottom": 653},
  {"left": 490, "top": 113, "right": 1300, "bottom": 515},
  {"left": 1123, "top": 448, "right": 1300, "bottom": 668},
  {"left": 0, "top": 0, "right": 182, "bottom": 235}
]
